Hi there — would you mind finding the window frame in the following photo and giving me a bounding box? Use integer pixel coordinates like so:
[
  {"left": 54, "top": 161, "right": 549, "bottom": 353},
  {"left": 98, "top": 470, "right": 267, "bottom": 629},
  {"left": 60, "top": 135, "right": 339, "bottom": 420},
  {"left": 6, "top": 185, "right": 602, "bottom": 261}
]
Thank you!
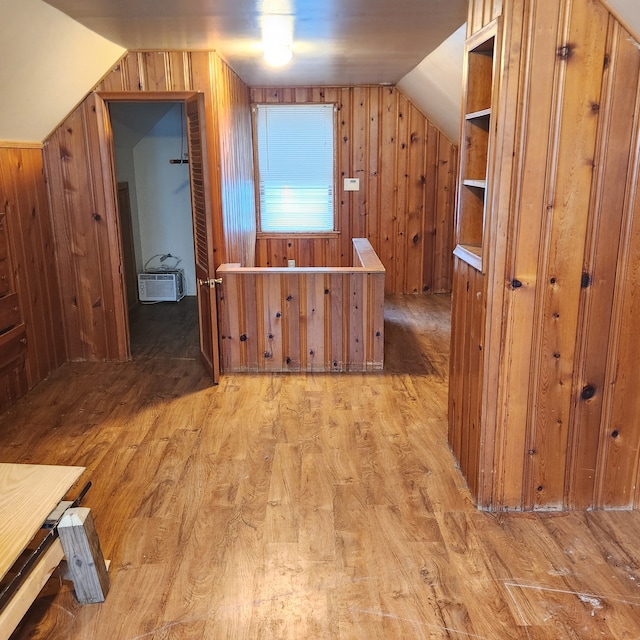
[{"left": 252, "top": 102, "right": 339, "bottom": 236}]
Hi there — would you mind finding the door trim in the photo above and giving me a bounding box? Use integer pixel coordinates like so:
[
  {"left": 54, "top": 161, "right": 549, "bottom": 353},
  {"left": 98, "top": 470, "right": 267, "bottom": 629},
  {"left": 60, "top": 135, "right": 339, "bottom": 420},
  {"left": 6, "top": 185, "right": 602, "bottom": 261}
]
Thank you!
[{"left": 98, "top": 91, "right": 220, "bottom": 380}]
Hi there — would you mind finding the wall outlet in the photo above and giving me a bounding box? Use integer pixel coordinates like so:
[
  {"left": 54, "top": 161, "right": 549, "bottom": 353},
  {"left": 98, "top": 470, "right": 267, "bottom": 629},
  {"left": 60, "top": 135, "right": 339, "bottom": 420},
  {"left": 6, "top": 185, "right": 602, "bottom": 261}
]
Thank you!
[
  {"left": 288, "top": 259, "right": 296, "bottom": 267},
  {"left": 344, "top": 178, "right": 360, "bottom": 191}
]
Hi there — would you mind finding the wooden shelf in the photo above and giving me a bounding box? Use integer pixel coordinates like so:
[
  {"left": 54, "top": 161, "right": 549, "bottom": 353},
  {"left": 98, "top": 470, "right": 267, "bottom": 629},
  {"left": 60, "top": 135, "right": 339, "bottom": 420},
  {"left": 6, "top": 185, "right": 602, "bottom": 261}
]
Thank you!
[
  {"left": 466, "top": 108, "right": 492, "bottom": 120},
  {"left": 453, "top": 244, "right": 483, "bottom": 272},
  {"left": 454, "top": 21, "right": 497, "bottom": 270},
  {"left": 463, "top": 179, "right": 487, "bottom": 189}
]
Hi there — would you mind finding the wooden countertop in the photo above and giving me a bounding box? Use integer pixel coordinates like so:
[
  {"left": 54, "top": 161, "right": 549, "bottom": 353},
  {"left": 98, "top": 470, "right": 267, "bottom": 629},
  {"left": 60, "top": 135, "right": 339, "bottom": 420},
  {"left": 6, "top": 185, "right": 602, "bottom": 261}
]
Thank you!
[
  {"left": 217, "top": 238, "right": 385, "bottom": 274},
  {"left": 0, "top": 463, "right": 85, "bottom": 581}
]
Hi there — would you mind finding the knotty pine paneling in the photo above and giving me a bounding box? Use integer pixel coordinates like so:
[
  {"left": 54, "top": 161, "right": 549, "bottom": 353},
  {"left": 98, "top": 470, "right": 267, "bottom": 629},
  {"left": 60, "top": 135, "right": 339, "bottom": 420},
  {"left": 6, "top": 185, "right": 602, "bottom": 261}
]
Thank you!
[
  {"left": 565, "top": 19, "right": 640, "bottom": 510},
  {"left": 452, "top": 0, "right": 640, "bottom": 510},
  {"left": 525, "top": 0, "right": 609, "bottom": 510},
  {"left": 594, "top": 23, "right": 640, "bottom": 508},
  {"left": 43, "top": 51, "right": 255, "bottom": 361},
  {"left": 217, "top": 265, "right": 385, "bottom": 373},
  {"left": 96, "top": 51, "right": 193, "bottom": 93},
  {"left": 602, "top": 152, "right": 640, "bottom": 509},
  {"left": 44, "top": 96, "right": 128, "bottom": 362},
  {"left": 448, "top": 257, "right": 485, "bottom": 499},
  {"left": 468, "top": 0, "right": 503, "bottom": 37},
  {"left": 568, "top": 6, "right": 627, "bottom": 511},
  {"left": 97, "top": 50, "right": 256, "bottom": 269},
  {"left": 0, "top": 146, "right": 65, "bottom": 393},
  {"left": 250, "top": 86, "right": 457, "bottom": 295},
  {"left": 212, "top": 54, "right": 256, "bottom": 267}
]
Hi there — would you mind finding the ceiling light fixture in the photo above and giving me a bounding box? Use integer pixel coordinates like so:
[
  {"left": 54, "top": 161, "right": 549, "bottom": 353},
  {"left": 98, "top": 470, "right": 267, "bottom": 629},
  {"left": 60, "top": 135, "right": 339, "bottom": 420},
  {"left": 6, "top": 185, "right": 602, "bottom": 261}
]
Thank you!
[
  {"left": 264, "top": 44, "right": 293, "bottom": 66},
  {"left": 261, "top": 13, "right": 294, "bottom": 67}
]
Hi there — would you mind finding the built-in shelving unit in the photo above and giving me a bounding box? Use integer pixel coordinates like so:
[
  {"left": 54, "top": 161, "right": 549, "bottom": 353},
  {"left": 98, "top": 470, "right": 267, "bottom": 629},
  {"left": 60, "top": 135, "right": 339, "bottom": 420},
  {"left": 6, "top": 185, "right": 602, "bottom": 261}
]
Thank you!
[{"left": 454, "top": 22, "right": 497, "bottom": 272}]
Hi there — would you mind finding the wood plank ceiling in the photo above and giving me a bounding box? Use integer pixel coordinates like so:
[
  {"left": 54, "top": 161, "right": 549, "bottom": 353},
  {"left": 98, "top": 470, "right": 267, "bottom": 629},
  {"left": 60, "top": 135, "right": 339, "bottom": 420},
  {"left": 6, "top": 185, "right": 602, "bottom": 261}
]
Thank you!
[{"left": 41, "top": 0, "right": 468, "bottom": 87}]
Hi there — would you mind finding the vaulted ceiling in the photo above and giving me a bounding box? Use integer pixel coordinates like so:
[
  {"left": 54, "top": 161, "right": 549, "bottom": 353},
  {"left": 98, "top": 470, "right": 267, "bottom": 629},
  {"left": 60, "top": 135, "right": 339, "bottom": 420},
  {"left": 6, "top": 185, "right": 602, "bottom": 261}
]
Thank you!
[
  {"left": 1, "top": 0, "right": 638, "bottom": 144},
  {"left": 41, "top": 0, "right": 469, "bottom": 87}
]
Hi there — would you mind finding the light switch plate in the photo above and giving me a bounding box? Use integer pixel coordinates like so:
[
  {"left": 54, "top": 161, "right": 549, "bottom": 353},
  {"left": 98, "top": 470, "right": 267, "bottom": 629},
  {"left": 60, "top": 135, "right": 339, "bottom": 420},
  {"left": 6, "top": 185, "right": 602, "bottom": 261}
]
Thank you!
[{"left": 344, "top": 178, "right": 360, "bottom": 191}]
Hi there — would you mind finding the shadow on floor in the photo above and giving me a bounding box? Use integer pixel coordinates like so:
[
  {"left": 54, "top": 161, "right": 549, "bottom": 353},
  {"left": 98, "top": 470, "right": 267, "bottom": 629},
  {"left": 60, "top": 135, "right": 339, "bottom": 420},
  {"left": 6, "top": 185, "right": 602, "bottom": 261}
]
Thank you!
[
  {"left": 129, "top": 296, "right": 199, "bottom": 360},
  {"left": 128, "top": 293, "right": 450, "bottom": 377}
]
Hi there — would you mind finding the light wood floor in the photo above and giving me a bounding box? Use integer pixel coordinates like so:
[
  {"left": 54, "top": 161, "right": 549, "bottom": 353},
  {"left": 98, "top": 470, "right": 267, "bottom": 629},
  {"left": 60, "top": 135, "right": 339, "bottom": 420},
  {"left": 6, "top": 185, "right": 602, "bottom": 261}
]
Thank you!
[{"left": 3, "top": 294, "right": 640, "bottom": 639}]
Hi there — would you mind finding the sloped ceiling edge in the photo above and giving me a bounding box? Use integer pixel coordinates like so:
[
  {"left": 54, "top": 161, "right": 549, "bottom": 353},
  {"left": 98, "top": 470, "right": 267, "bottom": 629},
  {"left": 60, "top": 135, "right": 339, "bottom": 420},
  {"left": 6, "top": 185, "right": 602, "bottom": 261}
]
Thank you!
[
  {"left": 0, "top": 0, "right": 124, "bottom": 143},
  {"left": 602, "top": 0, "right": 640, "bottom": 42},
  {"left": 397, "top": 25, "right": 465, "bottom": 143}
]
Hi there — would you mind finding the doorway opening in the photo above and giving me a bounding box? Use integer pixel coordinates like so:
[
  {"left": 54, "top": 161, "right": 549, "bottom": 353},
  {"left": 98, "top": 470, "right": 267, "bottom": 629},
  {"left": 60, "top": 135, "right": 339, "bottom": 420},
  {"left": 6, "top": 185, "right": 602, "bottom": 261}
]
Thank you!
[{"left": 109, "top": 101, "right": 199, "bottom": 360}]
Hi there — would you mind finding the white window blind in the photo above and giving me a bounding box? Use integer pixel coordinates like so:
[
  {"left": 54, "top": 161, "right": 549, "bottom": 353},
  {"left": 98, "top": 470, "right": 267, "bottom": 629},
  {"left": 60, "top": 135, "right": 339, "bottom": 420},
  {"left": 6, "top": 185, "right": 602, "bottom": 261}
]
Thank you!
[{"left": 255, "top": 104, "right": 335, "bottom": 232}]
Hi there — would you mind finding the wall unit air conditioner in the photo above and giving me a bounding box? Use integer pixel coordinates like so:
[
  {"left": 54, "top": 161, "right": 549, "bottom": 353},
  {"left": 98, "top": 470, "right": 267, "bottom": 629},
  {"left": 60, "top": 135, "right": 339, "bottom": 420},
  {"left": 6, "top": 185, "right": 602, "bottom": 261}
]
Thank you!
[{"left": 138, "top": 270, "right": 185, "bottom": 303}]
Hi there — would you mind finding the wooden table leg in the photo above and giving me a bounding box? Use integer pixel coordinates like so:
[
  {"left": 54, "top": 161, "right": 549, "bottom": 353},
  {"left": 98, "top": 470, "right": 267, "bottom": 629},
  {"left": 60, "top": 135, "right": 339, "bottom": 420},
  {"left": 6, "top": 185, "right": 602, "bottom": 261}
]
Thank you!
[{"left": 58, "top": 507, "right": 110, "bottom": 604}]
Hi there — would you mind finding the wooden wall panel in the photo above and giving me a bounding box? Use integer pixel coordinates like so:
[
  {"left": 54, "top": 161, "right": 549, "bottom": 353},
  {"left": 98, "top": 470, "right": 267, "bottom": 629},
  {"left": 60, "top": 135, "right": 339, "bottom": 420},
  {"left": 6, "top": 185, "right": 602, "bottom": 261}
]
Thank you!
[
  {"left": 562, "top": 11, "right": 637, "bottom": 509},
  {"left": 96, "top": 51, "right": 193, "bottom": 93},
  {"left": 44, "top": 97, "right": 128, "bottom": 362},
  {"left": 406, "top": 107, "right": 427, "bottom": 295},
  {"left": 96, "top": 50, "right": 255, "bottom": 270},
  {"left": 600, "top": 154, "right": 640, "bottom": 508},
  {"left": 250, "top": 86, "right": 457, "bottom": 295},
  {"left": 0, "top": 146, "right": 64, "bottom": 398},
  {"left": 218, "top": 268, "right": 384, "bottom": 372},
  {"left": 339, "top": 87, "right": 354, "bottom": 266},
  {"left": 592, "top": 22, "right": 640, "bottom": 508},
  {"left": 487, "top": 0, "right": 563, "bottom": 510},
  {"left": 88, "top": 94, "right": 130, "bottom": 359},
  {"left": 525, "top": 0, "right": 608, "bottom": 509},
  {"left": 448, "top": 258, "right": 485, "bottom": 500},
  {"left": 433, "top": 133, "right": 457, "bottom": 293},
  {"left": 379, "top": 87, "right": 398, "bottom": 292},
  {"left": 211, "top": 55, "right": 256, "bottom": 267},
  {"left": 43, "top": 111, "right": 87, "bottom": 360},
  {"left": 596, "top": 139, "right": 640, "bottom": 508},
  {"left": 190, "top": 52, "right": 226, "bottom": 269},
  {"left": 140, "top": 51, "right": 172, "bottom": 91},
  {"left": 217, "top": 240, "right": 385, "bottom": 372},
  {"left": 42, "top": 51, "right": 255, "bottom": 362},
  {"left": 452, "top": 0, "right": 640, "bottom": 510},
  {"left": 468, "top": 0, "right": 503, "bottom": 36}
]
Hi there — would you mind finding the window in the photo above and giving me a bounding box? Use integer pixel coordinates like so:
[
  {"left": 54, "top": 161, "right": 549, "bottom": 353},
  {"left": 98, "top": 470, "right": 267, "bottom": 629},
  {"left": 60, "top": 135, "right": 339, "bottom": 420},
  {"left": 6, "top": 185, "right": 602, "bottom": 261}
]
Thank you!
[{"left": 255, "top": 103, "right": 335, "bottom": 233}]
